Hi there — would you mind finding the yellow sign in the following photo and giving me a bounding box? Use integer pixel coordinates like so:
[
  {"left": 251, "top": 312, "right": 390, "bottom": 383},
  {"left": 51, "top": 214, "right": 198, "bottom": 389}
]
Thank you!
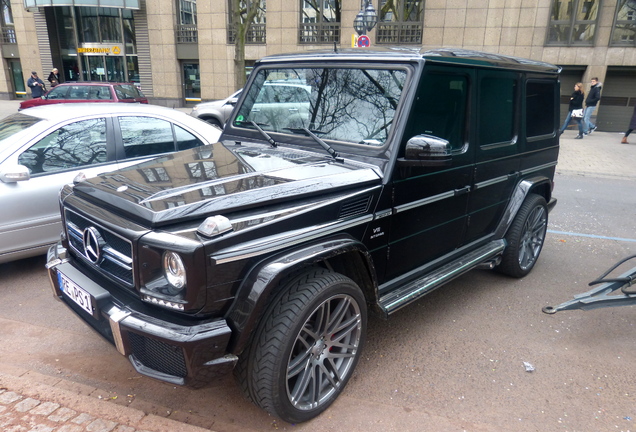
[
  {"left": 78, "top": 47, "right": 111, "bottom": 54},
  {"left": 77, "top": 44, "right": 124, "bottom": 56},
  {"left": 112, "top": 46, "right": 121, "bottom": 55}
]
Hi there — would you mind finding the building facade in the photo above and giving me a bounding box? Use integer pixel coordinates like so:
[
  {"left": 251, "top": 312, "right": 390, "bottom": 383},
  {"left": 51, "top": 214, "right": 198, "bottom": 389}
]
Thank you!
[{"left": 1, "top": 0, "right": 635, "bottom": 131}]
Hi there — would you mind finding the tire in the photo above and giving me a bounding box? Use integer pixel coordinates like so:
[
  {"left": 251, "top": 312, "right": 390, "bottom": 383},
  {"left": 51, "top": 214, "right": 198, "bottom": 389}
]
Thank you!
[
  {"left": 235, "top": 268, "right": 367, "bottom": 423},
  {"left": 497, "top": 193, "right": 548, "bottom": 278}
]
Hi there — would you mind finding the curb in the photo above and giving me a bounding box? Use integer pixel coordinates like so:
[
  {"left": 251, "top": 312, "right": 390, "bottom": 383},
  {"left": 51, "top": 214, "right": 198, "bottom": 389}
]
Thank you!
[{"left": 0, "top": 365, "right": 214, "bottom": 432}]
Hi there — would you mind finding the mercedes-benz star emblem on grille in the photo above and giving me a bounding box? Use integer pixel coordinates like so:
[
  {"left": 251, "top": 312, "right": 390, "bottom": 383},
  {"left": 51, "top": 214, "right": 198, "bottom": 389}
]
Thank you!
[{"left": 82, "top": 227, "right": 104, "bottom": 264}]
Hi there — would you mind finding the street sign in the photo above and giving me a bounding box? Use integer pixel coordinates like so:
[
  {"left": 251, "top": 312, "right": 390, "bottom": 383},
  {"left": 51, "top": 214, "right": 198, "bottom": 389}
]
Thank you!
[{"left": 357, "top": 35, "right": 370, "bottom": 47}]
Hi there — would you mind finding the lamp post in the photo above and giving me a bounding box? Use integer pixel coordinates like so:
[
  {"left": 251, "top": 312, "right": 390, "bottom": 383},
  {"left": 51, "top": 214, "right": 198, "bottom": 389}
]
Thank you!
[{"left": 354, "top": 0, "right": 378, "bottom": 36}]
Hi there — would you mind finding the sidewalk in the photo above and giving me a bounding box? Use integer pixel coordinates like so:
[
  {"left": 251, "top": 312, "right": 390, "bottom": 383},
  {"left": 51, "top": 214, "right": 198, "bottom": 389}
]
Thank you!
[{"left": 0, "top": 99, "right": 633, "bottom": 431}]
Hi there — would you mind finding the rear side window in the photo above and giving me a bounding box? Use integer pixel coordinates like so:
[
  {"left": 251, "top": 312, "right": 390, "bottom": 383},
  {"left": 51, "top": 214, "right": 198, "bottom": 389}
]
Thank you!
[
  {"left": 114, "top": 84, "right": 142, "bottom": 99},
  {"left": 174, "top": 125, "right": 204, "bottom": 150},
  {"left": 67, "top": 86, "right": 90, "bottom": 100},
  {"left": 479, "top": 77, "right": 516, "bottom": 145},
  {"left": 87, "top": 86, "right": 112, "bottom": 100},
  {"left": 526, "top": 81, "right": 556, "bottom": 138},
  {"left": 45, "top": 86, "right": 68, "bottom": 100},
  {"left": 119, "top": 116, "right": 175, "bottom": 158}
]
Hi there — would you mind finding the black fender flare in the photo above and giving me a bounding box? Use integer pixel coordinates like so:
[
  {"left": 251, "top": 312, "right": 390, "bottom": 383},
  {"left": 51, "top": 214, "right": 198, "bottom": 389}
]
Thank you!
[
  {"left": 493, "top": 176, "right": 554, "bottom": 239},
  {"left": 224, "top": 234, "right": 377, "bottom": 354}
]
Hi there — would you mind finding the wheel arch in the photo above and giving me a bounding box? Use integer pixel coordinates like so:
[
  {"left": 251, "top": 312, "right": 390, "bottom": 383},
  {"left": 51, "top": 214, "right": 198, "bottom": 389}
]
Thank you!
[
  {"left": 493, "top": 176, "right": 554, "bottom": 239},
  {"left": 225, "top": 234, "right": 378, "bottom": 355}
]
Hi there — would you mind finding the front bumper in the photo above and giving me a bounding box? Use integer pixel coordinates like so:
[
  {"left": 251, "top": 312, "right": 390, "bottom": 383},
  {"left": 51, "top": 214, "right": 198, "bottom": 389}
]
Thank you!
[{"left": 46, "top": 243, "right": 237, "bottom": 387}]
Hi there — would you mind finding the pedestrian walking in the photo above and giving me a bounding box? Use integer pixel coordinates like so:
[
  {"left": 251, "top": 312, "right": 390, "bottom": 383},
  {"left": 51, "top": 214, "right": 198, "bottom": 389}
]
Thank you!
[
  {"left": 559, "top": 82, "right": 585, "bottom": 139},
  {"left": 621, "top": 104, "right": 636, "bottom": 144},
  {"left": 583, "top": 77, "right": 602, "bottom": 134},
  {"left": 26, "top": 71, "right": 45, "bottom": 98}
]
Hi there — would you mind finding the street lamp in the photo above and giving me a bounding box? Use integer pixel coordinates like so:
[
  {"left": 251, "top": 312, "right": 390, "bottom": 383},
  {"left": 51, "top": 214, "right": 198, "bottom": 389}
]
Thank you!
[{"left": 354, "top": 0, "right": 377, "bottom": 36}]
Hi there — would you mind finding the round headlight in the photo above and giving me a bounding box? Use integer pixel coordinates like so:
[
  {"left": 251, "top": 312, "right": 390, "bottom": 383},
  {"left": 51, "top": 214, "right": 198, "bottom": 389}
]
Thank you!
[{"left": 163, "top": 251, "right": 186, "bottom": 290}]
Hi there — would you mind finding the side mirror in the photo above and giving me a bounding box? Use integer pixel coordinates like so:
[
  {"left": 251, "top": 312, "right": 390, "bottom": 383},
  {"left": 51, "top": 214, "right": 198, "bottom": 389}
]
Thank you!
[
  {"left": 397, "top": 134, "right": 452, "bottom": 167},
  {"left": 227, "top": 97, "right": 238, "bottom": 106},
  {"left": 0, "top": 165, "right": 31, "bottom": 183}
]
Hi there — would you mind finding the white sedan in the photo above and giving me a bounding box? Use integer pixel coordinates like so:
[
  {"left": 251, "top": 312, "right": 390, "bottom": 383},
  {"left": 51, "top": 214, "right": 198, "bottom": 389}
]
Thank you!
[{"left": 0, "top": 103, "right": 221, "bottom": 264}]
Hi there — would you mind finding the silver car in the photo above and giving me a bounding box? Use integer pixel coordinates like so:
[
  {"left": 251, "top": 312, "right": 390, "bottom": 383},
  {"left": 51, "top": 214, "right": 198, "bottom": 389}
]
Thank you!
[
  {"left": 0, "top": 103, "right": 221, "bottom": 264},
  {"left": 190, "top": 89, "right": 242, "bottom": 127}
]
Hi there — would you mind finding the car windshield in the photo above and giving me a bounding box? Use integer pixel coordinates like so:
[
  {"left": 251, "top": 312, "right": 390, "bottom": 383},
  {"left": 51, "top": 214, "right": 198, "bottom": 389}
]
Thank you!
[
  {"left": 233, "top": 67, "right": 407, "bottom": 146},
  {"left": 0, "top": 113, "right": 41, "bottom": 145}
]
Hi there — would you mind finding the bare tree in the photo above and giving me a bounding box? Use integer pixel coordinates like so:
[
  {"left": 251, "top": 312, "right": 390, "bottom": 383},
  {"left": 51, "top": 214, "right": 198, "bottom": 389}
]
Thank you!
[{"left": 231, "top": 0, "right": 265, "bottom": 89}]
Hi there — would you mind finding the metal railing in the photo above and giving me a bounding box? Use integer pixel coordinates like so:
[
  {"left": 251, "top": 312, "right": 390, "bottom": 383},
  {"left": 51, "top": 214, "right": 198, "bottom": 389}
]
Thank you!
[
  {"left": 299, "top": 23, "right": 340, "bottom": 44},
  {"left": 176, "top": 25, "right": 198, "bottom": 43},
  {"left": 1, "top": 26, "right": 16, "bottom": 44},
  {"left": 376, "top": 22, "right": 422, "bottom": 44},
  {"left": 227, "top": 23, "right": 266, "bottom": 44}
]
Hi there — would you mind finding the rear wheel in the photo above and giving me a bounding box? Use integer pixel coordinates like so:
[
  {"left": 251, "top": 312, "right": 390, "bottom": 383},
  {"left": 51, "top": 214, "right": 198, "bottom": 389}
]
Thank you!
[
  {"left": 498, "top": 193, "right": 548, "bottom": 278},
  {"left": 235, "top": 268, "right": 367, "bottom": 423}
]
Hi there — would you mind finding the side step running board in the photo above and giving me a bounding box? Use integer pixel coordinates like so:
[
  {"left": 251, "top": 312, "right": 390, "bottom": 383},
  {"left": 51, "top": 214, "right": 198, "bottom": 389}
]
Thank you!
[{"left": 379, "top": 240, "right": 506, "bottom": 316}]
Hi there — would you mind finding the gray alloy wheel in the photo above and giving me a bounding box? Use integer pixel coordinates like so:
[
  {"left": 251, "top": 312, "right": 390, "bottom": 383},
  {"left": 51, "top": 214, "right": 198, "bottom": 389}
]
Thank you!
[
  {"left": 235, "top": 268, "right": 367, "bottom": 423},
  {"left": 498, "top": 193, "right": 548, "bottom": 278}
]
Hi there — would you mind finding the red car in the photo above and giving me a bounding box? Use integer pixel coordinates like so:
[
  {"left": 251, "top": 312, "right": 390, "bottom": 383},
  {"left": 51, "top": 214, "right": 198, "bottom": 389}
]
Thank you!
[{"left": 19, "top": 82, "right": 148, "bottom": 110}]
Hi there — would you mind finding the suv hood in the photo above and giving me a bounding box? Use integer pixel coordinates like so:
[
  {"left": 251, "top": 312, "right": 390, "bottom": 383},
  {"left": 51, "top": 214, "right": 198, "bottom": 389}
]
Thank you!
[{"left": 72, "top": 141, "right": 382, "bottom": 227}]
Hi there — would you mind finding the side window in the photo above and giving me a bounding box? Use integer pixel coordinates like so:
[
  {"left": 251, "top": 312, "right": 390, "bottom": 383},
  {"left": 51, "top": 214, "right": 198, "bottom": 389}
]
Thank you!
[
  {"left": 479, "top": 77, "right": 516, "bottom": 145},
  {"left": 174, "top": 125, "right": 205, "bottom": 150},
  {"left": 119, "top": 116, "right": 175, "bottom": 158},
  {"left": 526, "top": 81, "right": 556, "bottom": 138},
  {"left": 18, "top": 118, "right": 107, "bottom": 175},
  {"left": 88, "top": 86, "right": 111, "bottom": 100},
  {"left": 407, "top": 72, "right": 468, "bottom": 150},
  {"left": 46, "top": 87, "right": 68, "bottom": 100},
  {"left": 68, "top": 86, "right": 89, "bottom": 100}
]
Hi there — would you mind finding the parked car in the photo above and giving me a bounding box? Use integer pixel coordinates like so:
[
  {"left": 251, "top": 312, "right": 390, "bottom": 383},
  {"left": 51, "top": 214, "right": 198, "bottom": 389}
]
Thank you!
[
  {"left": 0, "top": 103, "right": 221, "bottom": 264},
  {"left": 190, "top": 89, "right": 241, "bottom": 127},
  {"left": 190, "top": 82, "right": 311, "bottom": 127},
  {"left": 19, "top": 82, "right": 148, "bottom": 110},
  {"left": 47, "top": 48, "right": 560, "bottom": 423}
]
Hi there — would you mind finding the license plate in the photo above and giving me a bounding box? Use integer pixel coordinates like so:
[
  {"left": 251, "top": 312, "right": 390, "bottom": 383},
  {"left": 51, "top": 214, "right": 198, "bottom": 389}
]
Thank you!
[{"left": 58, "top": 271, "right": 95, "bottom": 316}]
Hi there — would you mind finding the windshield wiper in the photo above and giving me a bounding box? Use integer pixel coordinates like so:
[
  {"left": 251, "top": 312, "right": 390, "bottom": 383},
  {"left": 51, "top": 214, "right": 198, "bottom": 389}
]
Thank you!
[
  {"left": 285, "top": 127, "right": 340, "bottom": 160},
  {"left": 235, "top": 120, "right": 277, "bottom": 148}
]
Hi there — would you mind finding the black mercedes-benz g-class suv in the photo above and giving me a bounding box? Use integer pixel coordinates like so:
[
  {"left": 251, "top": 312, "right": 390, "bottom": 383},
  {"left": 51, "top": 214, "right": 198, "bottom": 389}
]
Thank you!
[{"left": 47, "top": 48, "right": 560, "bottom": 423}]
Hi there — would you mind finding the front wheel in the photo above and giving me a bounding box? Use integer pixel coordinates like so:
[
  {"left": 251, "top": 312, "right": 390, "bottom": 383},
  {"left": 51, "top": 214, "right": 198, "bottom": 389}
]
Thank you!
[
  {"left": 498, "top": 193, "right": 548, "bottom": 278},
  {"left": 236, "top": 269, "right": 367, "bottom": 423}
]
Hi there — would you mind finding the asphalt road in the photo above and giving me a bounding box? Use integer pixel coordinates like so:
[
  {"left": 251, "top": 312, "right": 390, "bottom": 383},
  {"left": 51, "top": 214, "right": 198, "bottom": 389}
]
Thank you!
[{"left": 1, "top": 126, "right": 635, "bottom": 430}]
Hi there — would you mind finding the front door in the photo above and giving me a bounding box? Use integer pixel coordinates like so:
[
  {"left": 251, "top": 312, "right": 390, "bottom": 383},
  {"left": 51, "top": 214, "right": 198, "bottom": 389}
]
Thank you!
[{"left": 384, "top": 66, "right": 473, "bottom": 282}]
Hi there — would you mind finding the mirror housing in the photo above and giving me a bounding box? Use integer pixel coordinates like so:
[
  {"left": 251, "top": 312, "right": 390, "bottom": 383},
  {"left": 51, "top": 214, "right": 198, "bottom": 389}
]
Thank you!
[
  {"left": 227, "top": 97, "right": 238, "bottom": 106},
  {"left": 397, "top": 134, "right": 452, "bottom": 167},
  {"left": 0, "top": 165, "right": 31, "bottom": 183}
]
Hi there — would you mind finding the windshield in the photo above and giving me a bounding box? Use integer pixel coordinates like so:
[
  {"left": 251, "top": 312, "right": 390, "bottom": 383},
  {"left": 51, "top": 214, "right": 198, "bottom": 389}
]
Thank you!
[
  {"left": 234, "top": 67, "right": 407, "bottom": 146},
  {"left": 0, "top": 113, "right": 41, "bottom": 145}
]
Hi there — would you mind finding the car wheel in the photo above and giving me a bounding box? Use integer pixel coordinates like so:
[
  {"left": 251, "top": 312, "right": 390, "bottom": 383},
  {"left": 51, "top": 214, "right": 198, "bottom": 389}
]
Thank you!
[
  {"left": 235, "top": 268, "right": 367, "bottom": 423},
  {"left": 498, "top": 193, "right": 548, "bottom": 278}
]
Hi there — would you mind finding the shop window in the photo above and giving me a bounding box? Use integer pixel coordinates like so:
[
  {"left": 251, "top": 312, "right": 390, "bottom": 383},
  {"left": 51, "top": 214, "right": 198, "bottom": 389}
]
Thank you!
[
  {"left": 227, "top": 0, "right": 266, "bottom": 44},
  {"left": 546, "top": 0, "right": 600, "bottom": 46},
  {"left": 610, "top": 0, "right": 636, "bottom": 46},
  {"left": 376, "top": 0, "right": 423, "bottom": 45},
  {"left": 299, "top": 0, "right": 340, "bottom": 44}
]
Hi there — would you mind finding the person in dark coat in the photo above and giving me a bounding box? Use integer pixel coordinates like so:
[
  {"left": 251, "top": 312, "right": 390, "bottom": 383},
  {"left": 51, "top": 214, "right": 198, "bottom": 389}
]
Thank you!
[
  {"left": 583, "top": 77, "right": 601, "bottom": 134},
  {"left": 621, "top": 104, "right": 636, "bottom": 144},
  {"left": 559, "top": 82, "right": 585, "bottom": 139},
  {"left": 47, "top": 68, "right": 60, "bottom": 87},
  {"left": 26, "top": 71, "right": 45, "bottom": 98}
]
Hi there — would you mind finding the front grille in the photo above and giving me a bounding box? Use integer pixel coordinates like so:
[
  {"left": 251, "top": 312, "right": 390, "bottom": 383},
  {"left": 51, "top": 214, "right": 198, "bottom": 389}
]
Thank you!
[
  {"left": 128, "top": 332, "right": 188, "bottom": 378},
  {"left": 65, "top": 209, "right": 134, "bottom": 287}
]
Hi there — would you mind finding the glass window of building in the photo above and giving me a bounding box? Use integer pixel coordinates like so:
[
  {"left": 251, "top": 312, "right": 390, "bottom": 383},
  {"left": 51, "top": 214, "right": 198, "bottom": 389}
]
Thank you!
[
  {"left": 227, "top": 0, "right": 266, "bottom": 44},
  {"left": 611, "top": 0, "right": 636, "bottom": 45},
  {"left": 376, "top": 0, "right": 423, "bottom": 45},
  {"left": 177, "top": 0, "right": 197, "bottom": 43},
  {"left": 546, "top": 0, "right": 600, "bottom": 46},
  {"left": 299, "top": 0, "right": 340, "bottom": 44}
]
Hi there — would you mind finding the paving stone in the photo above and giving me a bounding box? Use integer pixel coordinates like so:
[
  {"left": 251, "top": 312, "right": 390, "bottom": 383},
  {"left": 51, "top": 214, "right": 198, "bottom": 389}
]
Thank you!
[
  {"left": 0, "top": 391, "right": 22, "bottom": 404},
  {"left": 86, "top": 418, "right": 118, "bottom": 432},
  {"left": 56, "top": 425, "right": 84, "bottom": 432},
  {"left": 14, "top": 398, "right": 40, "bottom": 412},
  {"left": 48, "top": 407, "right": 77, "bottom": 422},
  {"left": 26, "top": 425, "right": 54, "bottom": 432},
  {"left": 71, "top": 412, "right": 94, "bottom": 424},
  {"left": 113, "top": 426, "right": 136, "bottom": 432},
  {"left": 29, "top": 402, "right": 59, "bottom": 416}
]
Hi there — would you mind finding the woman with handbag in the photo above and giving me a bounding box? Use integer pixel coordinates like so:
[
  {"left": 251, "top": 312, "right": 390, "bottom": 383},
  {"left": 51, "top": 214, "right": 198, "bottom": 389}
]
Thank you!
[
  {"left": 47, "top": 68, "right": 60, "bottom": 87},
  {"left": 559, "top": 82, "right": 585, "bottom": 139}
]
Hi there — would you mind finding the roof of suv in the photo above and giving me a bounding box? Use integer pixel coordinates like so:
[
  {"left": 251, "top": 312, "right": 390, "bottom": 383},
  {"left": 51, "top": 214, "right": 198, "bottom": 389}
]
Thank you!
[{"left": 257, "top": 48, "right": 561, "bottom": 74}]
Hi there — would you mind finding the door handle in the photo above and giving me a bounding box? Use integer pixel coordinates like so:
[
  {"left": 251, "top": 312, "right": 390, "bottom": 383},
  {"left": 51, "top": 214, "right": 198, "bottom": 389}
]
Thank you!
[{"left": 454, "top": 186, "right": 471, "bottom": 196}]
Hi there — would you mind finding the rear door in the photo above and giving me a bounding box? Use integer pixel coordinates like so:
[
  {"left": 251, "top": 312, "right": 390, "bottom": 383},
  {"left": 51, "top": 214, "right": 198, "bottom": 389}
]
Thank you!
[{"left": 464, "top": 70, "right": 521, "bottom": 244}]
